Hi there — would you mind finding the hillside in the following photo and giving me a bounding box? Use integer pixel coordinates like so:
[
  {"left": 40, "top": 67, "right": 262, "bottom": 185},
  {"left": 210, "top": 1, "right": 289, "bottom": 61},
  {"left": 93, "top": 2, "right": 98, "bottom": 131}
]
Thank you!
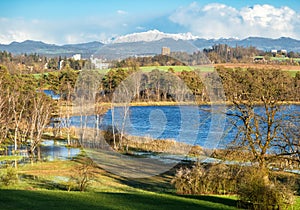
[
  {"left": 0, "top": 40, "right": 104, "bottom": 57},
  {"left": 1, "top": 30, "right": 300, "bottom": 58}
]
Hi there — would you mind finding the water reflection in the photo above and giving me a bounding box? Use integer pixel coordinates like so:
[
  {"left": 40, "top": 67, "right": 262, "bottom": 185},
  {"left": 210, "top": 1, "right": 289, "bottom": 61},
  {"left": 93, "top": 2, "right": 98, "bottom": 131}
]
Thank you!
[
  {"left": 40, "top": 140, "right": 80, "bottom": 161},
  {"left": 3, "top": 140, "right": 80, "bottom": 163}
]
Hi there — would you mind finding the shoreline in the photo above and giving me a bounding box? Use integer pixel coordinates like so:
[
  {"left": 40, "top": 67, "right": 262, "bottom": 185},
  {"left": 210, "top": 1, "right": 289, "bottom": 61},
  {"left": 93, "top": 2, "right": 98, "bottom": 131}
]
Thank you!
[
  {"left": 96, "top": 101, "right": 300, "bottom": 108},
  {"left": 58, "top": 100, "right": 300, "bottom": 117}
]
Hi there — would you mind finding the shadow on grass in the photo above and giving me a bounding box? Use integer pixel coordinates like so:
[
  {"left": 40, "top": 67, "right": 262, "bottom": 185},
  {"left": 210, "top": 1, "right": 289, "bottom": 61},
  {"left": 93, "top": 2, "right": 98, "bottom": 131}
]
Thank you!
[
  {"left": 100, "top": 163, "right": 238, "bottom": 209},
  {"left": 180, "top": 194, "right": 238, "bottom": 208},
  {"left": 111, "top": 172, "right": 175, "bottom": 193},
  {"left": 0, "top": 189, "right": 238, "bottom": 210},
  {"left": 20, "top": 174, "right": 68, "bottom": 191},
  {"left": 101, "top": 160, "right": 200, "bottom": 194}
]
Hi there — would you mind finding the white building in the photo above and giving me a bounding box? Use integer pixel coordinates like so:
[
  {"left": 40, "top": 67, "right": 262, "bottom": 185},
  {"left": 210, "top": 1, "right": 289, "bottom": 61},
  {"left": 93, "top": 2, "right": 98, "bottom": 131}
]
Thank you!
[
  {"left": 90, "top": 55, "right": 110, "bottom": 69},
  {"left": 280, "top": 49, "right": 287, "bottom": 55},
  {"left": 271, "top": 49, "right": 277, "bottom": 54},
  {"left": 72, "top": 54, "right": 81, "bottom": 61}
]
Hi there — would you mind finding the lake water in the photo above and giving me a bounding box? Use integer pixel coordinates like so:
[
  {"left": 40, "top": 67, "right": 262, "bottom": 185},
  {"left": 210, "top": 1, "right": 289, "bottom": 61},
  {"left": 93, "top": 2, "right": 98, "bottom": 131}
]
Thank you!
[
  {"left": 39, "top": 140, "right": 80, "bottom": 161},
  {"left": 5, "top": 140, "right": 80, "bottom": 162},
  {"left": 43, "top": 90, "right": 60, "bottom": 100},
  {"left": 70, "top": 105, "right": 300, "bottom": 149}
]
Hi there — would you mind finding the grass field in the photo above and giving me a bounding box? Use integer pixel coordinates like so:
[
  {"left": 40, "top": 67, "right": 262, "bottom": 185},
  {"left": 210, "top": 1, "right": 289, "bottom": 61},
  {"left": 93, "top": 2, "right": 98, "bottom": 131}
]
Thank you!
[
  {"left": 0, "top": 158, "right": 240, "bottom": 210},
  {"left": 0, "top": 189, "right": 239, "bottom": 210},
  {"left": 214, "top": 63, "right": 300, "bottom": 77},
  {"left": 94, "top": 65, "right": 214, "bottom": 73},
  {"left": 287, "top": 70, "right": 300, "bottom": 77},
  {"left": 1, "top": 153, "right": 300, "bottom": 209},
  {"left": 32, "top": 64, "right": 299, "bottom": 80},
  {"left": 139, "top": 65, "right": 214, "bottom": 72}
]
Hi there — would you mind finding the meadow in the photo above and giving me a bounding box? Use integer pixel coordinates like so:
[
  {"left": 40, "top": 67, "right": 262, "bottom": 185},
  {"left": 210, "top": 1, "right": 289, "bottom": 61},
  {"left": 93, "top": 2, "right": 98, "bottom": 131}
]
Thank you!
[
  {"left": 32, "top": 64, "right": 300, "bottom": 80},
  {"left": 0, "top": 157, "right": 240, "bottom": 210}
]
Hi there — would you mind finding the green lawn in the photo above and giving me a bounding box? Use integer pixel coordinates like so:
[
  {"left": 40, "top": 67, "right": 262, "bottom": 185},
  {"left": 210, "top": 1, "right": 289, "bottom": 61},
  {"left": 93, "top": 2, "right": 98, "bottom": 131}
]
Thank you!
[
  {"left": 270, "top": 57, "right": 290, "bottom": 61},
  {"left": 0, "top": 155, "right": 23, "bottom": 161},
  {"left": 286, "top": 70, "right": 300, "bottom": 77},
  {"left": 1, "top": 156, "right": 300, "bottom": 210},
  {"left": 33, "top": 65, "right": 299, "bottom": 80},
  {"left": 139, "top": 65, "right": 214, "bottom": 72},
  {"left": 0, "top": 190, "right": 239, "bottom": 210},
  {"left": 96, "top": 65, "right": 214, "bottom": 73},
  {"left": 0, "top": 159, "right": 239, "bottom": 210}
]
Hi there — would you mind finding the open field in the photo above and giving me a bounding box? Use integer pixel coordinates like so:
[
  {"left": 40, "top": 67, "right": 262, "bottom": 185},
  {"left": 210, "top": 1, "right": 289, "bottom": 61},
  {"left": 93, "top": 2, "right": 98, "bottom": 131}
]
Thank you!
[
  {"left": 32, "top": 63, "right": 300, "bottom": 80},
  {"left": 139, "top": 65, "right": 214, "bottom": 72},
  {"left": 1, "top": 153, "right": 300, "bottom": 210},
  {"left": 0, "top": 157, "right": 240, "bottom": 210},
  {"left": 93, "top": 65, "right": 214, "bottom": 73},
  {"left": 214, "top": 63, "right": 300, "bottom": 77},
  {"left": 0, "top": 189, "right": 239, "bottom": 210}
]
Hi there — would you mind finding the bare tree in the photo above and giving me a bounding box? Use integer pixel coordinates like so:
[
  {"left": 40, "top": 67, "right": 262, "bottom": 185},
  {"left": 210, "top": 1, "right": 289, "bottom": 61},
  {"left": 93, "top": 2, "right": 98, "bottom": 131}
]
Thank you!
[
  {"left": 27, "top": 93, "right": 52, "bottom": 158},
  {"left": 219, "top": 68, "right": 298, "bottom": 182}
]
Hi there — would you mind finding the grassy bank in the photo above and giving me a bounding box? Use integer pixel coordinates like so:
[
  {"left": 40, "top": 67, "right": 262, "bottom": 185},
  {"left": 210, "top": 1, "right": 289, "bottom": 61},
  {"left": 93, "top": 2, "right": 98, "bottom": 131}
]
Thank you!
[
  {"left": 0, "top": 189, "right": 238, "bottom": 210},
  {"left": 0, "top": 158, "right": 239, "bottom": 210},
  {"left": 1, "top": 157, "right": 299, "bottom": 210},
  {"left": 1, "top": 149, "right": 300, "bottom": 209}
]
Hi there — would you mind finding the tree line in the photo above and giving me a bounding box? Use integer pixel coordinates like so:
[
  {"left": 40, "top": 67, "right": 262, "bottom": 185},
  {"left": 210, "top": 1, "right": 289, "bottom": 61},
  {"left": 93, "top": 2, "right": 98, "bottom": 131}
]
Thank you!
[
  {"left": 0, "top": 51, "right": 89, "bottom": 74},
  {"left": 0, "top": 64, "right": 81, "bottom": 157},
  {"left": 2, "top": 44, "right": 300, "bottom": 76},
  {"left": 39, "top": 66, "right": 300, "bottom": 104},
  {"left": 0, "top": 65, "right": 53, "bottom": 157}
]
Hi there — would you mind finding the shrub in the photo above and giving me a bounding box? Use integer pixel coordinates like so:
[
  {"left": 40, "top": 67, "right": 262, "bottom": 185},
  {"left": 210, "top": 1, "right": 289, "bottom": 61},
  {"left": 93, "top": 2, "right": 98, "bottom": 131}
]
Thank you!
[
  {"left": 171, "top": 163, "right": 242, "bottom": 195},
  {"left": 237, "top": 168, "right": 295, "bottom": 209},
  {"left": 172, "top": 162, "right": 296, "bottom": 210},
  {"left": 0, "top": 166, "right": 18, "bottom": 186},
  {"left": 68, "top": 158, "right": 95, "bottom": 192}
]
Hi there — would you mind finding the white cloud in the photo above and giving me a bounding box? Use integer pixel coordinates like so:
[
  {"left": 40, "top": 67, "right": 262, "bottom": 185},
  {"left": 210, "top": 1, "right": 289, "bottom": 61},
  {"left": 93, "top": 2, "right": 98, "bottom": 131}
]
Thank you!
[
  {"left": 0, "top": 17, "right": 129, "bottom": 44},
  {"left": 0, "top": 18, "right": 60, "bottom": 44},
  {"left": 117, "top": 10, "right": 128, "bottom": 15},
  {"left": 2, "top": 3, "right": 299, "bottom": 45},
  {"left": 169, "top": 3, "right": 300, "bottom": 39},
  {"left": 136, "top": 26, "right": 145, "bottom": 30}
]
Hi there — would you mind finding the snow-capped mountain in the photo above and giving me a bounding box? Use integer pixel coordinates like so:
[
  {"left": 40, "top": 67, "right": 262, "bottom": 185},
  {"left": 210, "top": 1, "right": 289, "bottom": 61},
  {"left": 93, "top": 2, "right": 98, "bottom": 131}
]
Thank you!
[
  {"left": 1, "top": 31, "right": 300, "bottom": 58},
  {"left": 112, "top": 29, "right": 199, "bottom": 43}
]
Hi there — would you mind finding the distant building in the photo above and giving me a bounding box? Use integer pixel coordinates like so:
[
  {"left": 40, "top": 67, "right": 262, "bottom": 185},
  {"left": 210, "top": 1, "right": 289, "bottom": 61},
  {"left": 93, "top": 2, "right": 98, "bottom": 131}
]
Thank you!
[
  {"left": 271, "top": 49, "right": 288, "bottom": 57},
  {"left": 161, "top": 47, "right": 170, "bottom": 56},
  {"left": 271, "top": 50, "right": 277, "bottom": 57},
  {"left": 280, "top": 49, "right": 287, "bottom": 56},
  {"left": 271, "top": 49, "right": 277, "bottom": 54},
  {"left": 90, "top": 55, "right": 110, "bottom": 69},
  {"left": 72, "top": 54, "right": 81, "bottom": 60}
]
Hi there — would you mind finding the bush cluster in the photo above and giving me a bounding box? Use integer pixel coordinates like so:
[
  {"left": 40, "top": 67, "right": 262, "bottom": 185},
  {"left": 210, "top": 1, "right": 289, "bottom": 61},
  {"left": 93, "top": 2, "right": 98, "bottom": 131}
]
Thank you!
[
  {"left": 171, "top": 163, "right": 241, "bottom": 195},
  {"left": 0, "top": 166, "right": 18, "bottom": 186},
  {"left": 172, "top": 163, "right": 296, "bottom": 209},
  {"left": 238, "top": 169, "right": 295, "bottom": 209}
]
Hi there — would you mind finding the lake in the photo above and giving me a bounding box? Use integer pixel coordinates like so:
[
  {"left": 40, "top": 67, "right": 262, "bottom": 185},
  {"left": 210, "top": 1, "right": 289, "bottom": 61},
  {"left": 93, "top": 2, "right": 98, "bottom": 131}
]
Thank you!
[
  {"left": 5, "top": 140, "right": 80, "bottom": 162},
  {"left": 70, "top": 105, "right": 300, "bottom": 149}
]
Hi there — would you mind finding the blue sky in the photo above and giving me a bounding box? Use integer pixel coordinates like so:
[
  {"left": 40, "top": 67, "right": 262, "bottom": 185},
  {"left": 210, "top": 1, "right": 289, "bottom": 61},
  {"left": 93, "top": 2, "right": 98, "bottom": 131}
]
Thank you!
[{"left": 1, "top": 0, "right": 300, "bottom": 44}]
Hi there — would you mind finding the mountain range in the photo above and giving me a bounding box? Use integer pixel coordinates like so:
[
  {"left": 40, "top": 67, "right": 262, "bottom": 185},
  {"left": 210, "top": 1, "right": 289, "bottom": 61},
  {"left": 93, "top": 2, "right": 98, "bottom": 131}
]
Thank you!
[
  {"left": 1, "top": 30, "right": 300, "bottom": 59},
  {"left": 0, "top": 40, "right": 104, "bottom": 58}
]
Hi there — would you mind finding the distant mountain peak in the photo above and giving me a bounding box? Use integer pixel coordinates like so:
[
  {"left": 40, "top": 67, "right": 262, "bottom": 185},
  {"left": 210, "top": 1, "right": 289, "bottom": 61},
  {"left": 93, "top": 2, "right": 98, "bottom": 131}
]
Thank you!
[
  {"left": 112, "top": 29, "right": 200, "bottom": 43},
  {"left": 1, "top": 34, "right": 300, "bottom": 58}
]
